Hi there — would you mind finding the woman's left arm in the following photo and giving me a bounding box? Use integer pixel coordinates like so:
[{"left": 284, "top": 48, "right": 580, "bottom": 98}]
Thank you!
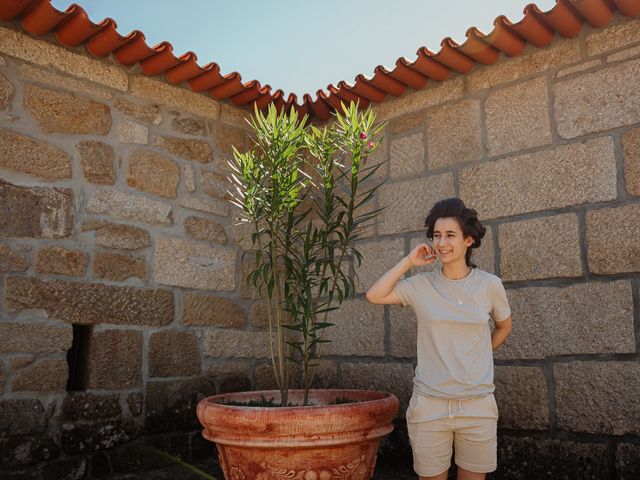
[{"left": 491, "top": 316, "right": 512, "bottom": 351}]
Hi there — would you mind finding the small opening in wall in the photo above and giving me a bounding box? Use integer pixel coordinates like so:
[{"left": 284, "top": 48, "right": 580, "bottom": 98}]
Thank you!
[{"left": 66, "top": 324, "right": 92, "bottom": 392}]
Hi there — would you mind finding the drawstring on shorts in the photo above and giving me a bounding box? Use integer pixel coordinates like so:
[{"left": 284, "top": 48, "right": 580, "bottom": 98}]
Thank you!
[{"left": 448, "top": 399, "right": 464, "bottom": 418}]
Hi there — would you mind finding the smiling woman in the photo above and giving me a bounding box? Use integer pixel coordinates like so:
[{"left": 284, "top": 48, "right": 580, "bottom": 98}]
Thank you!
[
  {"left": 50, "top": 0, "right": 557, "bottom": 98},
  {"left": 365, "top": 197, "right": 512, "bottom": 480}
]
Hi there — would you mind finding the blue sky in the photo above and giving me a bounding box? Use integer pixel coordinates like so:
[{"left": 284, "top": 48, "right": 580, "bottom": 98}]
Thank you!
[{"left": 51, "top": 0, "right": 557, "bottom": 98}]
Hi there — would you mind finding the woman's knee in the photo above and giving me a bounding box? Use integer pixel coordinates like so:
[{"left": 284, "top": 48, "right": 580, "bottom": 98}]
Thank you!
[{"left": 419, "top": 470, "right": 449, "bottom": 480}]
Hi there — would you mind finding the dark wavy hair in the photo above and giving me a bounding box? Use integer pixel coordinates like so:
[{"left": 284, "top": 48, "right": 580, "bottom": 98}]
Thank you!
[{"left": 424, "top": 197, "right": 486, "bottom": 268}]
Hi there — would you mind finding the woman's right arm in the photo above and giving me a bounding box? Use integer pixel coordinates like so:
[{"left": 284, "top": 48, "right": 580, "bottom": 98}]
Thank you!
[{"left": 365, "top": 243, "right": 436, "bottom": 305}]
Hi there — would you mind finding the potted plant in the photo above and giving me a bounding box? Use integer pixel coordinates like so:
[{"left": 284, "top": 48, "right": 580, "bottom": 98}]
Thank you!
[{"left": 197, "top": 102, "right": 399, "bottom": 480}]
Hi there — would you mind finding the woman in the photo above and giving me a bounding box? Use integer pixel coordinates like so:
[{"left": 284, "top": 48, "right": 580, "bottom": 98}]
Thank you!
[{"left": 365, "top": 197, "right": 512, "bottom": 480}]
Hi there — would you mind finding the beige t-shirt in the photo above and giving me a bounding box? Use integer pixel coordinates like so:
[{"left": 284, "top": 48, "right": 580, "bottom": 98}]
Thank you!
[{"left": 394, "top": 266, "right": 511, "bottom": 400}]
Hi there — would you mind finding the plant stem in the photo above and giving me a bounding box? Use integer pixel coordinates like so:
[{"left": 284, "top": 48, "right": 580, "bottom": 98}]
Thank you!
[
  {"left": 270, "top": 238, "right": 288, "bottom": 406},
  {"left": 305, "top": 247, "right": 346, "bottom": 392},
  {"left": 255, "top": 232, "right": 281, "bottom": 391}
]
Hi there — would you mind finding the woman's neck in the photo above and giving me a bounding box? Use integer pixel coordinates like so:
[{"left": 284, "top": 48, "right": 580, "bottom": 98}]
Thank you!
[{"left": 441, "top": 261, "right": 472, "bottom": 280}]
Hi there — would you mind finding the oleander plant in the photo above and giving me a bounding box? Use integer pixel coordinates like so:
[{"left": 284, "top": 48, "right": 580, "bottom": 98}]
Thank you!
[{"left": 228, "top": 101, "right": 386, "bottom": 406}]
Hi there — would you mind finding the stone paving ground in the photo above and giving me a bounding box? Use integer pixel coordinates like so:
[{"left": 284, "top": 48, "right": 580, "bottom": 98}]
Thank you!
[{"left": 103, "top": 456, "right": 420, "bottom": 480}]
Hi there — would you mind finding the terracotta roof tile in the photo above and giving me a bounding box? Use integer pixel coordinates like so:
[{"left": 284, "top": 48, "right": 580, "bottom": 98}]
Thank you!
[
  {"left": 342, "top": 78, "right": 387, "bottom": 103},
  {"left": 433, "top": 38, "right": 476, "bottom": 73},
  {"left": 506, "top": 8, "right": 555, "bottom": 48},
  {"left": 1, "top": 0, "right": 638, "bottom": 121},
  {"left": 482, "top": 17, "right": 528, "bottom": 56}
]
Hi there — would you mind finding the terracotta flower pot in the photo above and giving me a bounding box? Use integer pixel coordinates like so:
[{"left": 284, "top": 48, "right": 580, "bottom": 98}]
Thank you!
[{"left": 196, "top": 389, "right": 400, "bottom": 480}]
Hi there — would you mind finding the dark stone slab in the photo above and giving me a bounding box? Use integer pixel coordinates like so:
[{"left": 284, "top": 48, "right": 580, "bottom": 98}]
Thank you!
[
  {"left": 0, "top": 399, "right": 47, "bottom": 436},
  {"left": 144, "top": 378, "right": 215, "bottom": 435},
  {"left": 5, "top": 277, "right": 174, "bottom": 327},
  {"left": 61, "top": 420, "right": 141, "bottom": 455},
  {"left": 0, "top": 180, "right": 73, "bottom": 238}
]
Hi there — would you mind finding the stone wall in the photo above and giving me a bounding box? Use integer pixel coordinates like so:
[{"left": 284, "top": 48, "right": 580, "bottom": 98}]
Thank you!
[
  {"left": 0, "top": 23, "right": 256, "bottom": 478},
  {"left": 1, "top": 10, "right": 640, "bottom": 479},
  {"left": 352, "top": 12, "right": 640, "bottom": 479}
]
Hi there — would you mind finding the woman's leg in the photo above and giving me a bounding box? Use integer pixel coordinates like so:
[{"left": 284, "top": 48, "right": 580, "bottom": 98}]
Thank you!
[
  {"left": 456, "top": 466, "right": 486, "bottom": 480},
  {"left": 408, "top": 417, "right": 454, "bottom": 478},
  {"left": 452, "top": 414, "right": 497, "bottom": 478},
  {"left": 419, "top": 470, "right": 449, "bottom": 480},
  {"left": 418, "top": 463, "right": 486, "bottom": 479}
]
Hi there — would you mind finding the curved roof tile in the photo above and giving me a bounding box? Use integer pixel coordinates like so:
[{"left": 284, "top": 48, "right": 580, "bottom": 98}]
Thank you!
[{"left": 1, "top": 0, "right": 639, "bottom": 121}]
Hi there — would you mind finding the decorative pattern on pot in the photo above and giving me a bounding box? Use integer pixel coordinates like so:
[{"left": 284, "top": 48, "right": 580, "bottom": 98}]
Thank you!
[
  {"left": 229, "top": 466, "right": 246, "bottom": 480},
  {"left": 248, "top": 455, "right": 368, "bottom": 480}
]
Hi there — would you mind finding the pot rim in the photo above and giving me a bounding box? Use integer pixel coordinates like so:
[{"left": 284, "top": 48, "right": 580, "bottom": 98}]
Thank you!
[
  {"left": 198, "top": 388, "right": 398, "bottom": 411},
  {"left": 197, "top": 388, "right": 400, "bottom": 448}
]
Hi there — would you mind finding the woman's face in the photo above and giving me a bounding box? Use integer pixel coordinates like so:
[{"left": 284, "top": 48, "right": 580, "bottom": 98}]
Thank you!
[{"left": 432, "top": 217, "right": 473, "bottom": 266}]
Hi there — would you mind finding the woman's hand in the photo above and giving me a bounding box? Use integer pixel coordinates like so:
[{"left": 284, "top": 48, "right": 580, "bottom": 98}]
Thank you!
[
  {"left": 366, "top": 244, "right": 435, "bottom": 305},
  {"left": 407, "top": 243, "right": 437, "bottom": 267}
]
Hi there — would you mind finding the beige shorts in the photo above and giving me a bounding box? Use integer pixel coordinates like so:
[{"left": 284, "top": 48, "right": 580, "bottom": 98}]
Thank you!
[{"left": 406, "top": 393, "right": 499, "bottom": 477}]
